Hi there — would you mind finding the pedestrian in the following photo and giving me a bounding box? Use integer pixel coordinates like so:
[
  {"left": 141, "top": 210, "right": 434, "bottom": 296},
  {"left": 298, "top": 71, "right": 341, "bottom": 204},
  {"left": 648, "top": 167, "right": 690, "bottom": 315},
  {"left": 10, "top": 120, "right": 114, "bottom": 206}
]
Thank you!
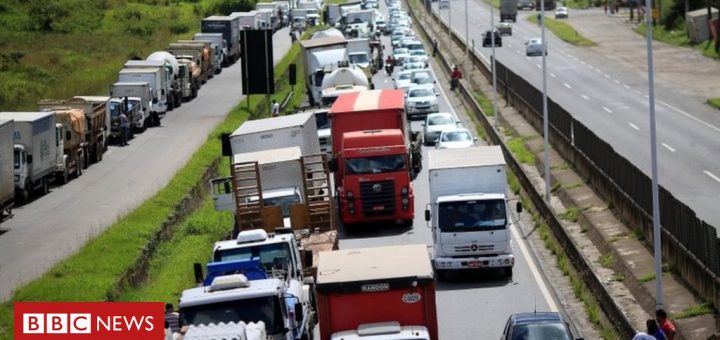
[
  {"left": 432, "top": 38, "right": 438, "bottom": 57},
  {"left": 604, "top": 0, "right": 608, "bottom": 13},
  {"left": 119, "top": 111, "right": 130, "bottom": 146},
  {"left": 450, "top": 65, "right": 462, "bottom": 91},
  {"left": 164, "top": 303, "right": 180, "bottom": 334},
  {"left": 656, "top": 309, "right": 676, "bottom": 340},
  {"left": 271, "top": 99, "right": 280, "bottom": 117}
]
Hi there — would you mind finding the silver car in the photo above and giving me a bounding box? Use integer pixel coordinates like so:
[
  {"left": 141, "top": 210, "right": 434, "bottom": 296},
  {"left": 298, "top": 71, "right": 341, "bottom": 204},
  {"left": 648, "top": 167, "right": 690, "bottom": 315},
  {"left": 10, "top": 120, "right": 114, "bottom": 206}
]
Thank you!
[
  {"left": 526, "top": 38, "right": 547, "bottom": 57},
  {"left": 436, "top": 128, "right": 477, "bottom": 149},
  {"left": 423, "top": 112, "right": 459, "bottom": 145}
]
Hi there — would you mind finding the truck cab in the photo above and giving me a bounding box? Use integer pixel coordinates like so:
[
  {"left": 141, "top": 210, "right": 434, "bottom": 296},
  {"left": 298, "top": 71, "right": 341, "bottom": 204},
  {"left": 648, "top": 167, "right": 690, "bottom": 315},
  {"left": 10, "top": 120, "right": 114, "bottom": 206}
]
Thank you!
[{"left": 108, "top": 96, "right": 141, "bottom": 140}]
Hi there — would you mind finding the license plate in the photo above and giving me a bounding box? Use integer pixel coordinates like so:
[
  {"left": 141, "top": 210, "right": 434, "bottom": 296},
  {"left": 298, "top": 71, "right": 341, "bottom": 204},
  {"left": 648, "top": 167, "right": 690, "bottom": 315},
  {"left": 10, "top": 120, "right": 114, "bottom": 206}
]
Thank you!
[
  {"left": 467, "top": 261, "right": 483, "bottom": 268},
  {"left": 373, "top": 205, "right": 385, "bottom": 211}
]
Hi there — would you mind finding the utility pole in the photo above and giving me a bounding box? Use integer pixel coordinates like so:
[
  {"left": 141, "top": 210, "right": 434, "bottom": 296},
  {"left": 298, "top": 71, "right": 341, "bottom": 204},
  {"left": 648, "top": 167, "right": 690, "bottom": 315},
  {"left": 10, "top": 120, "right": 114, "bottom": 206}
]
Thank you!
[
  {"left": 491, "top": 2, "right": 498, "bottom": 130},
  {"left": 541, "top": 0, "right": 550, "bottom": 202}
]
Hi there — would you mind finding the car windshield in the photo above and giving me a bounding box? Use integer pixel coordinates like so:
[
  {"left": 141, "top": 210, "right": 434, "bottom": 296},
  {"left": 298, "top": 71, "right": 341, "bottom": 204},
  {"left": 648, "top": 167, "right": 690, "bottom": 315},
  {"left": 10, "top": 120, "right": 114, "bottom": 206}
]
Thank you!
[
  {"left": 398, "top": 73, "right": 412, "bottom": 80},
  {"left": 511, "top": 323, "right": 571, "bottom": 340},
  {"left": 315, "top": 112, "right": 329, "bottom": 129},
  {"left": 345, "top": 155, "right": 406, "bottom": 174},
  {"left": 213, "top": 242, "right": 294, "bottom": 273},
  {"left": 180, "top": 298, "right": 284, "bottom": 334},
  {"left": 429, "top": 115, "right": 454, "bottom": 125},
  {"left": 414, "top": 76, "right": 433, "bottom": 84},
  {"left": 395, "top": 48, "right": 409, "bottom": 54},
  {"left": 410, "top": 50, "right": 426, "bottom": 56},
  {"left": 409, "top": 88, "right": 433, "bottom": 97},
  {"left": 13, "top": 149, "right": 20, "bottom": 169},
  {"left": 349, "top": 53, "right": 369, "bottom": 64},
  {"left": 441, "top": 131, "right": 472, "bottom": 142},
  {"left": 438, "top": 199, "right": 507, "bottom": 231}
]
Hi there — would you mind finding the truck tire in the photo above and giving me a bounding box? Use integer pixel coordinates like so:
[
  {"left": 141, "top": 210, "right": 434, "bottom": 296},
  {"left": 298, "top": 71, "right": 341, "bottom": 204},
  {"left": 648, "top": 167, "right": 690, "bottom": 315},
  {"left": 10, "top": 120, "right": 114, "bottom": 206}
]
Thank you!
[
  {"left": 57, "top": 169, "right": 69, "bottom": 184},
  {"left": 19, "top": 181, "right": 30, "bottom": 203},
  {"left": 40, "top": 177, "right": 49, "bottom": 195},
  {"left": 436, "top": 269, "right": 447, "bottom": 281}
]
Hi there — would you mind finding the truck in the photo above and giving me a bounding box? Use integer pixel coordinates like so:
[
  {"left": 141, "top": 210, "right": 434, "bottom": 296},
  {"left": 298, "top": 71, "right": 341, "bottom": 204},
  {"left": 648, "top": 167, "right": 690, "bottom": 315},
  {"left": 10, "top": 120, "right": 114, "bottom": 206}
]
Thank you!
[
  {"left": 254, "top": 9, "right": 275, "bottom": 30},
  {"left": 202, "top": 16, "right": 241, "bottom": 65},
  {"left": 346, "top": 38, "right": 377, "bottom": 80},
  {"left": 175, "top": 40, "right": 218, "bottom": 78},
  {"left": 500, "top": 0, "right": 519, "bottom": 21},
  {"left": 48, "top": 109, "right": 86, "bottom": 184},
  {"left": 299, "top": 36, "right": 348, "bottom": 106},
  {"left": 231, "top": 11, "right": 261, "bottom": 30},
  {"left": 320, "top": 63, "right": 370, "bottom": 105},
  {"left": 163, "top": 51, "right": 200, "bottom": 100},
  {"left": 327, "top": 4, "right": 342, "bottom": 26},
  {"left": 108, "top": 82, "right": 152, "bottom": 133},
  {"left": 298, "top": 1, "right": 321, "bottom": 26},
  {"left": 291, "top": 8, "right": 308, "bottom": 30},
  {"left": 0, "top": 112, "right": 58, "bottom": 203},
  {"left": 118, "top": 67, "right": 166, "bottom": 126},
  {"left": 146, "top": 51, "right": 185, "bottom": 107},
  {"left": 425, "top": 146, "right": 522, "bottom": 280},
  {"left": 294, "top": 107, "right": 332, "bottom": 156},
  {"left": 229, "top": 112, "right": 321, "bottom": 157},
  {"left": 124, "top": 60, "right": 177, "bottom": 111},
  {"left": 329, "top": 89, "right": 422, "bottom": 227},
  {"left": 316, "top": 244, "right": 438, "bottom": 340},
  {"left": 38, "top": 97, "right": 108, "bottom": 164},
  {"left": 255, "top": 3, "right": 282, "bottom": 30},
  {"left": 168, "top": 42, "right": 212, "bottom": 84},
  {"left": 0, "top": 119, "right": 14, "bottom": 220},
  {"left": 193, "top": 33, "right": 227, "bottom": 73}
]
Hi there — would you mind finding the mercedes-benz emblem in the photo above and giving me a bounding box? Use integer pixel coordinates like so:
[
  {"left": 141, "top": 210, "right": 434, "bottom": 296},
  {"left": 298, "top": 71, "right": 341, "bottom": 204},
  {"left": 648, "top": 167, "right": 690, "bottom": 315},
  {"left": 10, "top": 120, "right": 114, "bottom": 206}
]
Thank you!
[
  {"left": 372, "top": 183, "right": 382, "bottom": 193},
  {"left": 470, "top": 244, "right": 478, "bottom": 251}
]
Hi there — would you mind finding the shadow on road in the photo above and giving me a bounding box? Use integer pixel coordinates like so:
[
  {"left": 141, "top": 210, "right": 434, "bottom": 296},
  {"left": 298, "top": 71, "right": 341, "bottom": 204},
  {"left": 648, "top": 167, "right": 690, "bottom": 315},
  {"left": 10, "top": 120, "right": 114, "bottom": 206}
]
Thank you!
[
  {"left": 338, "top": 221, "right": 414, "bottom": 240},
  {"left": 435, "top": 269, "right": 516, "bottom": 291}
]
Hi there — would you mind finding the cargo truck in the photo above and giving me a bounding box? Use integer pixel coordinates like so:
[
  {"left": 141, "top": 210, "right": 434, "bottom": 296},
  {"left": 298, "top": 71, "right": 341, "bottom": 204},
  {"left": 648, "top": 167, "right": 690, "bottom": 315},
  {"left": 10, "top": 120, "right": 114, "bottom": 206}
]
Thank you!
[
  {"left": 146, "top": 51, "right": 183, "bottom": 108},
  {"left": 164, "top": 51, "right": 199, "bottom": 100},
  {"left": 0, "top": 112, "right": 58, "bottom": 203},
  {"left": 299, "top": 37, "right": 348, "bottom": 106},
  {"left": 73, "top": 96, "right": 112, "bottom": 152},
  {"left": 109, "top": 82, "right": 152, "bottom": 132},
  {"left": 39, "top": 97, "right": 108, "bottom": 164},
  {"left": 229, "top": 112, "right": 321, "bottom": 157},
  {"left": 316, "top": 244, "right": 438, "bottom": 340},
  {"left": 254, "top": 9, "right": 274, "bottom": 30},
  {"left": 202, "top": 16, "right": 241, "bottom": 65},
  {"left": 329, "top": 89, "right": 422, "bottom": 227},
  {"left": 118, "top": 67, "right": 165, "bottom": 126},
  {"left": 49, "top": 109, "right": 86, "bottom": 184},
  {"left": 123, "top": 60, "right": 175, "bottom": 111},
  {"left": 298, "top": 1, "right": 321, "bottom": 26},
  {"left": 346, "top": 38, "right": 377, "bottom": 80},
  {"left": 231, "top": 11, "right": 261, "bottom": 30},
  {"left": 193, "top": 33, "right": 227, "bottom": 73},
  {"left": 425, "top": 146, "right": 522, "bottom": 280},
  {"left": 175, "top": 40, "right": 218, "bottom": 79},
  {"left": 168, "top": 43, "right": 211, "bottom": 84},
  {"left": 0, "top": 119, "right": 14, "bottom": 220},
  {"left": 500, "top": 0, "right": 519, "bottom": 21},
  {"left": 291, "top": 8, "right": 309, "bottom": 30},
  {"left": 255, "top": 3, "right": 282, "bottom": 30}
]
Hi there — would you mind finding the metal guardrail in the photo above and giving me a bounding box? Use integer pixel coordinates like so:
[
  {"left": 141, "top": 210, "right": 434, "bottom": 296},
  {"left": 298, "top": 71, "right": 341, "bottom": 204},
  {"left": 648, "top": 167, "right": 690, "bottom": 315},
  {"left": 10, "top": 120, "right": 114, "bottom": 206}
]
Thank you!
[{"left": 406, "top": 2, "right": 637, "bottom": 338}]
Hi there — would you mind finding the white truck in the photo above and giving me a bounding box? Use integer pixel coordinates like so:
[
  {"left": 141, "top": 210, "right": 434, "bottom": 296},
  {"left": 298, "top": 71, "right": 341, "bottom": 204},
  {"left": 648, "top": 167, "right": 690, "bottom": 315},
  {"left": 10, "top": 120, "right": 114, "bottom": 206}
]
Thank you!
[
  {"left": 117, "top": 68, "right": 165, "bottom": 126},
  {"left": 193, "top": 33, "right": 227, "bottom": 73},
  {"left": 320, "top": 64, "right": 370, "bottom": 105},
  {"left": 108, "top": 82, "right": 152, "bottom": 132},
  {"left": 343, "top": 9, "right": 375, "bottom": 38},
  {"left": 0, "top": 112, "right": 58, "bottom": 203},
  {"left": 298, "top": 1, "right": 321, "bottom": 26},
  {"left": 146, "top": 51, "right": 184, "bottom": 108},
  {"left": 254, "top": 8, "right": 274, "bottom": 30},
  {"left": 346, "top": 38, "right": 375, "bottom": 79},
  {"left": 291, "top": 8, "right": 308, "bottom": 30},
  {"left": 299, "top": 37, "right": 348, "bottom": 106},
  {"left": 229, "top": 111, "right": 321, "bottom": 157},
  {"left": 232, "top": 11, "right": 261, "bottom": 30},
  {"left": 0, "top": 119, "right": 14, "bottom": 220},
  {"left": 255, "top": 3, "right": 282, "bottom": 30},
  {"left": 123, "top": 60, "right": 178, "bottom": 112},
  {"left": 425, "top": 146, "right": 522, "bottom": 280}
]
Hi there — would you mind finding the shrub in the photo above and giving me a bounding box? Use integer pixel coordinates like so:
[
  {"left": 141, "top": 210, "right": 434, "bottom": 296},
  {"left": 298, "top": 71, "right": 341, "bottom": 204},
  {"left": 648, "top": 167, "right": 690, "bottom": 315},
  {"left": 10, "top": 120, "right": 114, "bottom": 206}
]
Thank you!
[{"left": 169, "top": 23, "right": 189, "bottom": 34}]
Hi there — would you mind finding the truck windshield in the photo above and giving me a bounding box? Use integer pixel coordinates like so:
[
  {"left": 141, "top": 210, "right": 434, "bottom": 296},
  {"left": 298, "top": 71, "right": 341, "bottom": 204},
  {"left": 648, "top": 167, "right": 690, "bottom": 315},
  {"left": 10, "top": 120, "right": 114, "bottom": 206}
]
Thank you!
[
  {"left": 315, "top": 112, "right": 329, "bottom": 129},
  {"left": 109, "top": 101, "right": 122, "bottom": 118},
  {"left": 438, "top": 199, "right": 507, "bottom": 231},
  {"left": 180, "top": 297, "right": 284, "bottom": 334},
  {"left": 345, "top": 155, "right": 406, "bottom": 175},
  {"left": 262, "top": 193, "right": 301, "bottom": 217},
  {"left": 13, "top": 149, "right": 20, "bottom": 169},
  {"left": 349, "top": 53, "right": 369, "bottom": 64},
  {"left": 214, "top": 242, "right": 294, "bottom": 274}
]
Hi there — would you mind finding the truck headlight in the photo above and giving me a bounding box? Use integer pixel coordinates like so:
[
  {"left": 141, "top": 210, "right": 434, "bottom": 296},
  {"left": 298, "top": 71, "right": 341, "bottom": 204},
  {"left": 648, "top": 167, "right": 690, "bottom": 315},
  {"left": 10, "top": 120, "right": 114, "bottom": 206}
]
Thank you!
[
  {"left": 401, "top": 187, "right": 408, "bottom": 194},
  {"left": 347, "top": 191, "right": 354, "bottom": 199},
  {"left": 14, "top": 175, "right": 19, "bottom": 181},
  {"left": 402, "top": 198, "right": 409, "bottom": 204}
]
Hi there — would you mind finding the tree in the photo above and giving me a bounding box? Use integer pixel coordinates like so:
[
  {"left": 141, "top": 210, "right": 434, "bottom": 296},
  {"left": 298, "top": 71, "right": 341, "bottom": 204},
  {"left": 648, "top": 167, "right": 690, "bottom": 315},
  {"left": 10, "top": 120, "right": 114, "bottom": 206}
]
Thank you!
[{"left": 28, "top": 0, "right": 69, "bottom": 32}]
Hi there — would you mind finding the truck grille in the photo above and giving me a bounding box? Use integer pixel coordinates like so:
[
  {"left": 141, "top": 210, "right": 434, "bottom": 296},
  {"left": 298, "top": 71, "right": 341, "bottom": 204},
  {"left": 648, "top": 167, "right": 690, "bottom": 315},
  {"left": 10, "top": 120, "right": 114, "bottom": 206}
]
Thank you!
[
  {"left": 360, "top": 180, "right": 396, "bottom": 217},
  {"left": 454, "top": 244, "right": 495, "bottom": 252}
]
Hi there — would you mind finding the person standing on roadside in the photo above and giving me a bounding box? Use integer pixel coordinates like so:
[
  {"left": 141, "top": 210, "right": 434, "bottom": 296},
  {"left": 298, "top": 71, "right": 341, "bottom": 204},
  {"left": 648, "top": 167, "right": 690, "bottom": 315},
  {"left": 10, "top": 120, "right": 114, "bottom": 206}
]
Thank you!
[
  {"left": 450, "top": 65, "right": 462, "bottom": 91},
  {"left": 119, "top": 111, "right": 130, "bottom": 146},
  {"left": 432, "top": 38, "right": 438, "bottom": 57},
  {"left": 656, "top": 309, "right": 676, "bottom": 340},
  {"left": 165, "top": 303, "right": 180, "bottom": 334},
  {"left": 271, "top": 99, "right": 280, "bottom": 117}
]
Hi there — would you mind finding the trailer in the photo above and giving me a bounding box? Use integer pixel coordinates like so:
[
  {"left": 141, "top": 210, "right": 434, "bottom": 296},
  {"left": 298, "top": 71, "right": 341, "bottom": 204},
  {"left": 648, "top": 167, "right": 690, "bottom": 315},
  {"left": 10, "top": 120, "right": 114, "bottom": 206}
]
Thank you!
[
  {"left": 229, "top": 111, "right": 321, "bottom": 157},
  {"left": 39, "top": 97, "right": 108, "bottom": 164},
  {"left": 0, "top": 119, "right": 14, "bottom": 220},
  {"left": 202, "top": 16, "right": 241, "bottom": 65}
]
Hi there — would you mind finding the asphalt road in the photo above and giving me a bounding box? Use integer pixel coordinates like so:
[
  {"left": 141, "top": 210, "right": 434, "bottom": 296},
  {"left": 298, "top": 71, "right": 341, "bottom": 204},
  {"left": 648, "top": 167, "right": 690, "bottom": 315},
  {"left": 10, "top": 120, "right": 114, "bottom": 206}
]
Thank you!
[
  {"left": 433, "top": 0, "right": 720, "bottom": 228},
  {"left": 335, "top": 3, "right": 564, "bottom": 338},
  {"left": 0, "top": 27, "right": 293, "bottom": 302}
]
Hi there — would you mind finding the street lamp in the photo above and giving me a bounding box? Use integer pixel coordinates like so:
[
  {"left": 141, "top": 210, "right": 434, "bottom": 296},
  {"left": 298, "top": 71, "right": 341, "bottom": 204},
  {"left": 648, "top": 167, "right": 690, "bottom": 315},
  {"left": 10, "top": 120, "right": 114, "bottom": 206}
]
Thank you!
[
  {"left": 491, "top": 2, "right": 498, "bottom": 130},
  {"left": 541, "top": 1, "right": 550, "bottom": 202}
]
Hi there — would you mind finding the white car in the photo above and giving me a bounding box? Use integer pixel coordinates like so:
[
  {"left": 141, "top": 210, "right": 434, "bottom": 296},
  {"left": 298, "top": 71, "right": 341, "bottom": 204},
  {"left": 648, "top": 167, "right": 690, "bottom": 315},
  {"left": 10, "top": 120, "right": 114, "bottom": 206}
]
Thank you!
[
  {"left": 409, "top": 50, "right": 429, "bottom": 65},
  {"left": 405, "top": 84, "right": 439, "bottom": 118},
  {"left": 423, "top": 112, "right": 459, "bottom": 145},
  {"left": 436, "top": 128, "right": 477, "bottom": 149},
  {"left": 555, "top": 6, "right": 568, "bottom": 18},
  {"left": 526, "top": 38, "right": 547, "bottom": 56},
  {"left": 402, "top": 61, "right": 427, "bottom": 71},
  {"left": 393, "top": 70, "right": 415, "bottom": 89},
  {"left": 393, "top": 48, "right": 411, "bottom": 65}
]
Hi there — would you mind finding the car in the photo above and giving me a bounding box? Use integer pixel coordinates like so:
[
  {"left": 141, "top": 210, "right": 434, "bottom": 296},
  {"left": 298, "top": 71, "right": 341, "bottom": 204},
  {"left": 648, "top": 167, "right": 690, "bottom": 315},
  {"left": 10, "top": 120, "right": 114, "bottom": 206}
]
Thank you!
[
  {"left": 439, "top": 0, "right": 449, "bottom": 9},
  {"left": 517, "top": 0, "right": 534, "bottom": 9},
  {"left": 500, "top": 312, "right": 583, "bottom": 340},
  {"left": 393, "top": 48, "right": 411, "bottom": 65},
  {"left": 435, "top": 128, "right": 477, "bottom": 149},
  {"left": 376, "top": 19, "right": 388, "bottom": 34},
  {"left": 526, "top": 38, "right": 547, "bottom": 56},
  {"left": 405, "top": 84, "right": 440, "bottom": 118},
  {"left": 422, "top": 112, "right": 459, "bottom": 145},
  {"left": 496, "top": 22, "right": 513, "bottom": 36},
  {"left": 393, "top": 70, "right": 415, "bottom": 89},
  {"left": 482, "top": 30, "right": 502, "bottom": 47},
  {"left": 402, "top": 61, "right": 428, "bottom": 71},
  {"left": 408, "top": 50, "right": 429, "bottom": 65},
  {"left": 555, "top": 6, "right": 569, "bottom": 18}
]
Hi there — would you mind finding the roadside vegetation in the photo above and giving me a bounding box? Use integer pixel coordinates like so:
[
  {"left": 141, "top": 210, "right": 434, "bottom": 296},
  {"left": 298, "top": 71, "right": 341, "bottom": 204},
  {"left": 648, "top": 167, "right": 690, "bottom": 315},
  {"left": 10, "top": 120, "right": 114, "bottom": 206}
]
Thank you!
[
  {"left": 708, "top": 98, "right": 720, "bottom": 110},
  {"left": 0, "top": 0, "right": 256, "bottom": 111},
  {"left": 634, "top": 22, "right": 720, "bottom": 59},
  {"left": 527, "top": 15, "right": 597, "bottom": 46}
]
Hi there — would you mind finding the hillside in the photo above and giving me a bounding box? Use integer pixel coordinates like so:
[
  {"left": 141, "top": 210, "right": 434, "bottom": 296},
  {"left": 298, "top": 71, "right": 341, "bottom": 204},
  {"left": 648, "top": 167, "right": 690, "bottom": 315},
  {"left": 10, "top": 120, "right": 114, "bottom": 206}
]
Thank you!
[{"left": 0, "top": 0, "right": 253, "bottom": 111}]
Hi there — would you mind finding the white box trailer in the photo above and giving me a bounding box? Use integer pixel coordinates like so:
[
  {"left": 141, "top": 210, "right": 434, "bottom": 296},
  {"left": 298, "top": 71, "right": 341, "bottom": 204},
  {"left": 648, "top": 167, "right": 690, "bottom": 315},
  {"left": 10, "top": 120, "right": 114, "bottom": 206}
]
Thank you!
[
  {"left": 231, "top": 11, "right": 261, "bottom": 30},
  {"left": 0, "top": 112, "right": 58, "bottom": 202},
  {"left": 123, "top": 60, "right": 175, "bottom": 110},
  {"left": 0, "top": 119, "right": 14, "bottom": 219},
  {"left": 118, "top": 68, "right": 165, "bottom": 126},
  {"left": 229, "top": 111, "right": 321, "bottom": 156},
  {"left": 426, "top": 146, "right": 520, "bottom": 280},
  {"left": 194, "top": 33, "right": 227, "bottom": 73}
]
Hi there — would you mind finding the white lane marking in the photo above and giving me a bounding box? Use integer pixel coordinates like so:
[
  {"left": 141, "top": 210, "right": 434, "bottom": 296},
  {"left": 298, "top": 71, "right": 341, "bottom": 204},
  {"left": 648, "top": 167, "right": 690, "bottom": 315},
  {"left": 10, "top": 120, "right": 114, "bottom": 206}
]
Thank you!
[
  {"left": 581, "top": 94, "right": 589, "bottom": 100},
  {"left": 661, "top": 143, "right": 676, "bottom": 152},
  {"left": 563, "top": 82, "right": 571, "bottom": 89},
  {"left": 516, "top": 49, "right": 522, "bottom": 55},
  {"left": 511, "top": 220, "right": 559, "bottom": 312},
  {"left": 550, "top": 73, "right": 556, "bottom": 78},
  {"left": 581, "top": 61, "right": 586, "bottom": 65},
  {"left": 604, "top": 73, "right": 611, "bottom": 79},
  {"left": 588, "top": 65, "right": 594, "bottom": 70},
  {"left": 603, "top": 106, "right": 612, "bottom": 113},
  {"left": 624, "top": 84, "right": 631, "bottom": 89},
  {"left": 536, "top": 64, "right": 542, "bottom": 69},
  {"left": 595, "top": 68, "right": 602, "bottom": 74},
  {"left": 572, "top": 57, "right": 579, "bottom": 62},
  {"left": 613, "top": 79, "right": 620, "bottom": 84},
  {"left": 629, "top": 122, "right": 640, "bottom": 130},
  {"left": 655, "top": 99, "right": 720, "bottom": 134},
  {"left": 704, "top": 170, "right": 720, "bottom": 183}
]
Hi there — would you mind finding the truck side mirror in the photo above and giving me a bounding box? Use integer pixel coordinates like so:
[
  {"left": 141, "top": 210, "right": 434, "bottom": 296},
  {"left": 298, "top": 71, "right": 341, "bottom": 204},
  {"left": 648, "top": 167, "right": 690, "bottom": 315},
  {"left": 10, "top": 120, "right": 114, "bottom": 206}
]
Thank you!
[
  {"left": 65, "top": 131, "right": 71, "bottom": 141},
  {"left": 26, "top": 154, "right": 33, "bottom": 164},
  {"left": 193, "top": 262, "right": 204, "bottom": 284},
  {"left": 294, "top": 302, "right": 304, "bottom": 322},
  {"left": 516, "top": 202, "right": 522, "bottom": 213},
  {"left": 424, "top": 209, "right": 430, "bottom": 221}
]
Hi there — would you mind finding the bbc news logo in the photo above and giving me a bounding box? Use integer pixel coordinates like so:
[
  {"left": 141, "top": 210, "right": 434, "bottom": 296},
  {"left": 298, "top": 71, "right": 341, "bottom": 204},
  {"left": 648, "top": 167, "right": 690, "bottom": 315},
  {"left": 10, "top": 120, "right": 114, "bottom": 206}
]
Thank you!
[{"left": 14, "top": 302, "right": 164, "bottom": 339}]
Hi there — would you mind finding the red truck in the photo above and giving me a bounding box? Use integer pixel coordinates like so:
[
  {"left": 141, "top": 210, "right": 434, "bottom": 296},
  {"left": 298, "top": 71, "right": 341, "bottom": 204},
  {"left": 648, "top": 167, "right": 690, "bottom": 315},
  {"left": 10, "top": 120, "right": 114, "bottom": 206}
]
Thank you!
[
  {"left": 316, "top": 244, "right": 438, "bottom": 340},
  {"left": 329, "top": 89, "right": 422, "bottom": 226}
]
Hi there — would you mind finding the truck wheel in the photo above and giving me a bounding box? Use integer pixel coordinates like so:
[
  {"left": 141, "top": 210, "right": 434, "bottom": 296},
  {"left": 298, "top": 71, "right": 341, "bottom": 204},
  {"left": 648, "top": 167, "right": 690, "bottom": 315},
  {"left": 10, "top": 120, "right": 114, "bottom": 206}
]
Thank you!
[
  {"left": 41, "top": 177, "right": 49, "bottom": 195},
  {"left": 19, "top": 182, "right": 30, "bottom": 203},
  {"left": 57, "top": 170, "right": 69, "bottom": 184},
  {"left": 402, "top": 219, "right": 413, "bottom": 228},
  {"left": 436, "top": 269, "right": 447, "bottom": 281}
]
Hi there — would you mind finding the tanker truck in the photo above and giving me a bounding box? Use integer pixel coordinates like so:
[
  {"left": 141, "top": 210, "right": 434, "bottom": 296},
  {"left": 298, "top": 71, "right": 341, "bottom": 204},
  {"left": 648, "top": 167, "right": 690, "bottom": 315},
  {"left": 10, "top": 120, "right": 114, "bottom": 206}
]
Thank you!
[
  {"left": 146, "top": 51, "right": 183, "bottom": 110},
  {"left": 175, "top": 40, "right": 218, "bottom": 79}
]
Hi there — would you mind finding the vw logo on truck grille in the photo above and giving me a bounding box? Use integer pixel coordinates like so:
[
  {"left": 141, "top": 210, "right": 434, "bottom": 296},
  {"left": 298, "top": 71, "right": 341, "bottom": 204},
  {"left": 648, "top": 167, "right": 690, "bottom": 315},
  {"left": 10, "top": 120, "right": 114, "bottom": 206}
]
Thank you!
[{"left": 372, "top": 183, "right": 383, "bottom": 193}]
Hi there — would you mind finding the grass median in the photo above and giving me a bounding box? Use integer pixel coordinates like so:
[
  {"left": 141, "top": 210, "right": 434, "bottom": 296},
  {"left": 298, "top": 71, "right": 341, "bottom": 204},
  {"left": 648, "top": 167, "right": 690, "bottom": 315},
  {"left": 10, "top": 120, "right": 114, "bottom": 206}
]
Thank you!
[
  {"left": 0, "top": 29, "right": 309, "bottom": 338},
  {"left": 528, "top": 15, "right": 597, "bottom": 46},
  {"left": 634, "top": 23, "right": 719, "bottom": 59}
]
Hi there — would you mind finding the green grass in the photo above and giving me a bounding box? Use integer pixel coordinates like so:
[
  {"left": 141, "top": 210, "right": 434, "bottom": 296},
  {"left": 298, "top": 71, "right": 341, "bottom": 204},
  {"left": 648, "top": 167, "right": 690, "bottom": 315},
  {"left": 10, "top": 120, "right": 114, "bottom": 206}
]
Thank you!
[
  {"left": 599, "top": 253, "right": 616, "bottom": 268},
  {"left": 474, "top": 91, "right": 496, "bottom": 117},
  {"left": 638, "top": 272, "right": 656, "bottom": 282},
  {"left": 507, "top": 137, "right": 536, "bottom": 164},
  {"left": 560, "top": 206, "right": 580, "bottom": 222},
  {"left": 707, "top": 97, "right": 720, "bottom": 110},
  {"left": 672, "top": 303, "right": 714, "bottom": 319},
  {"left": 527, "top": 15, "right": 597, "bottom": 46},
  {"left": 635, "top": 22, "right": 719, "bottom": 59}
]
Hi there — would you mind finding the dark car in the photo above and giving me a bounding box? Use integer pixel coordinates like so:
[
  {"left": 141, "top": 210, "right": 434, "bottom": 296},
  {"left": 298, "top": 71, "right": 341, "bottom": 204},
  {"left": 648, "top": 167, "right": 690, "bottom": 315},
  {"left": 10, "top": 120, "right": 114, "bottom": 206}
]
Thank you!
[
  {"left": 517, "top": 0, "right": 535, "bottom": 9},
  {"left": 482, "top": 30, "right": 502, "bottom": 47},
  {"left": 501, "top": 312, "right": 584, "bottom": 340}
]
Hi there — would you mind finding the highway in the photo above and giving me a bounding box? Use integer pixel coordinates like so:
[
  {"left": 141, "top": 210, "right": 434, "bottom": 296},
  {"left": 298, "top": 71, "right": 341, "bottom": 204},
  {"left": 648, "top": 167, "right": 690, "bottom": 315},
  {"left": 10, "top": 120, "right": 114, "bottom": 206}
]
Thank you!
[
  {"left": 432, "top": 0, "right": 720, "bottom": 228},
  {"left": 0, "top": 27, "right": 294, "bottom": 302},
  {"left": 335, "top": 3, "right": 565, "bottom": 337}
]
